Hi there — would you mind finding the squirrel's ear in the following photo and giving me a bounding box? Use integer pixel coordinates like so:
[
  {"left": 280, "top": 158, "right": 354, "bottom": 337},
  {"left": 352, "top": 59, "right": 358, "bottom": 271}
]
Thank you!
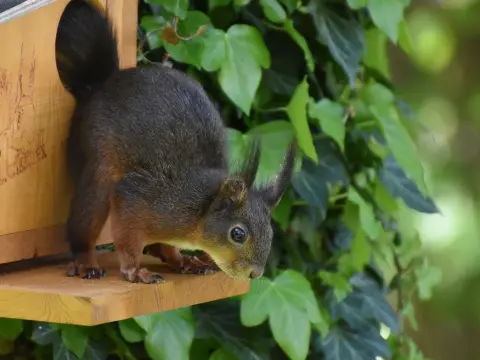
[
  {"left": 258, "top": 141, "right": 297, "bottom": 209},
  {"left": 238, "top": 137, "right": 261, "bottom": 189},
  {"left": 217, "top": 176, "right": 248, "bottom": 206}
]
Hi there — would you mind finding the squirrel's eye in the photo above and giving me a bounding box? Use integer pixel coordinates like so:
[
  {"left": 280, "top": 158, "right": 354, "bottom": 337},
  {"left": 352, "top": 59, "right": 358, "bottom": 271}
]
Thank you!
[{"left": 230, "top": 226, "right": 246, "bottom": 243}]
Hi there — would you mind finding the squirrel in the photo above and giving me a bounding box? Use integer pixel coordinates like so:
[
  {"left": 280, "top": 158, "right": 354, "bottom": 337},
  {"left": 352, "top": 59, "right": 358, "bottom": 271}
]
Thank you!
[{"left": 55, "top": 0, "right": 296, "bottom": 284}]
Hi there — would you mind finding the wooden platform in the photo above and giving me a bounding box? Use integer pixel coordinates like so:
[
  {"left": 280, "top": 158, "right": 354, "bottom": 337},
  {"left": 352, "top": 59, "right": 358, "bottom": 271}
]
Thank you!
[{"left": 0, "top": 252, "right": 250, "bottom": 326}]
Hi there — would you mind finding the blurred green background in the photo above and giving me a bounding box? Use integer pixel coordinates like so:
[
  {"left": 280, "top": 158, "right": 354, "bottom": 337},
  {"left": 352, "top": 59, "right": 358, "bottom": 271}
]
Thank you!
[{"left": 394, "top": 0, "right": 480, "bottom": 358}]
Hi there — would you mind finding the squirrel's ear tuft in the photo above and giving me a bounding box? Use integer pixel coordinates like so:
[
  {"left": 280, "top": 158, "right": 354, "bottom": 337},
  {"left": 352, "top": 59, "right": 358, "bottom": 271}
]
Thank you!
[
  {"left": 238, "top": 136, "right": 261, "bottom": 189},
  {"left": 217, "top": 176, "right": 248, "bottom": 205},
  {"left": 258, "top": 141, "right": 297, "bottom": 208}
]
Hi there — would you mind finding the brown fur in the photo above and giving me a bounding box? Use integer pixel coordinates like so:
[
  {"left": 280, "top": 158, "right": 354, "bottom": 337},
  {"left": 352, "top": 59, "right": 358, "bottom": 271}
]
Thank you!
[{"left": 56, "top": 0, "right": 296, "bottom": 283}]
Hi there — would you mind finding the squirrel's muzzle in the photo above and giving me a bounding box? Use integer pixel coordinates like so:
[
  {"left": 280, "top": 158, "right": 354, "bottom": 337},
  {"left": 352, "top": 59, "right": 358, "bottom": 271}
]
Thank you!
[{"left": 248, "top": 265, "right": 264, "bottom": 279}]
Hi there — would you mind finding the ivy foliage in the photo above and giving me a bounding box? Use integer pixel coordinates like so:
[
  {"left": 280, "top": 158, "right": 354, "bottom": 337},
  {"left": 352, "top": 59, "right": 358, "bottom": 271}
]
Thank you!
[{"left": 0, "top": 0, "right": 442, "bottom": 359}]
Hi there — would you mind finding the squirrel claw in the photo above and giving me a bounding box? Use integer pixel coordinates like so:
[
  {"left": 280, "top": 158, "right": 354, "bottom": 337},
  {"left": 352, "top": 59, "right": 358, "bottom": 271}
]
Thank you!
[
  {"left": 148, "top": 274, "right": 166, "bottom": 283},
  {"left": 67, "top": 262, "right": 106, "bottom": 279},
  {"left": 123, "top": 267, "right": 165, "bottom": 284},
  {"left": 82, "top": 268, "right": 106, "bottom": 279}
]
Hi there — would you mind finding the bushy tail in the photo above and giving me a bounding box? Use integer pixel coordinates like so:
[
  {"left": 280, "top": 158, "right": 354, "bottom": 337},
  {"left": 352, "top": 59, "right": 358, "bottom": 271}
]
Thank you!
[{"left": 55, "top": 0, "right": 119, "bottom": 103}]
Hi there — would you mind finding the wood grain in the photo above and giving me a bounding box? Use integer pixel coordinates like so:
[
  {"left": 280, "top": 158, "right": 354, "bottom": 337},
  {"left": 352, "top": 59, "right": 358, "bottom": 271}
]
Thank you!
[
  {"left": 0, "top": 0, "right": 75, "bottom": 237},
  {"left": 0, "top": 225, "right": 68, "bottom": 263},
  {"left": 0, "top": 252, "right": 250, "bottom": 325},
  {"left": 0, "top": 0, "right": 137, "bottom": 262}
]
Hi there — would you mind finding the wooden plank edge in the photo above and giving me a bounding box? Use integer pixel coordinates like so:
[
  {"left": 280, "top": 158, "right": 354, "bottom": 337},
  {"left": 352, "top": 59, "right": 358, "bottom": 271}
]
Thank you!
[
  {"left": 0, "top": 253, "right": 250, "bottom": 326},
  {"left": 0, "top": 0, "right": 55, "bottom": 24},
  {"left": 0, "top": 275, "right": 250, "bottom": 326},
  {"left": 88, "top": 275, "right": 250, "bottom": 325}
]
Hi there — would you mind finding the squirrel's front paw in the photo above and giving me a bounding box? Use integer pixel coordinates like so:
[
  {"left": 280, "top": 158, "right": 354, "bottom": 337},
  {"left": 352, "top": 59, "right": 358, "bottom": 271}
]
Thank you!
[
  {"left": 171, "top": 255, "right": 219, "bottom": 275},
  {"left": 122, "top": 267, "right": 165, "bottom": 284}
]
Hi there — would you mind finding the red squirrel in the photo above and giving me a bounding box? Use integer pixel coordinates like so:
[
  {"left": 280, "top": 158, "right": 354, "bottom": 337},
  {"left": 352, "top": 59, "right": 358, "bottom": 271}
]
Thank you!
[{"left": 55, "top": 0, "right": 296, "bottom": 283}]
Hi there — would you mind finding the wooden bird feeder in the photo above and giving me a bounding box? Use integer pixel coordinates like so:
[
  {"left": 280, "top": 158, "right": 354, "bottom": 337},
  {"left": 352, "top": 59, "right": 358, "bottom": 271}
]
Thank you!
[{"left": 0, "top": 0, "right": 249, "bottom": 326}]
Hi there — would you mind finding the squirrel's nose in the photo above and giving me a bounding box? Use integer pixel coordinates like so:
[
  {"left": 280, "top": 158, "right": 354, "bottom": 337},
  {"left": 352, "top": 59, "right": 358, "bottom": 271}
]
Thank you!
[{"left": 249, "top": 266, "right": 264, "bottom": 279}]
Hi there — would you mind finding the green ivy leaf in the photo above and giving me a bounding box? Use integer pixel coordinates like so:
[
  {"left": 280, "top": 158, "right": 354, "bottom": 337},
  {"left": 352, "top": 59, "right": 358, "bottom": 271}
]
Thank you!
[
  {"left": 201, "top": 28, "right": 227, "bottom": 71},
  {"left": 371, "top": 104, "right": 426, "bottom": 192},
  {"left": 150, "top": 0, "right": 189, "bottom": 19},
  {"left": 362, "top": 82, "right": 394, "bottom": 104},
  {"left": 272, "top": 190, "right": 293, "bottom": 231},
  {"left": 164, "top": 11, "right": 212, "bottom": 68},
  {"left": 136, "top": 308, "right": 195, "bottom": 360},
  {"left": 309, "top": 98, "right": 346, "bottom": 151},
  {"left": 320, "top": 326, "right": 391, "bottom": 360},
  {"left": 292, "top": 160, "right": 329, "bottom": 218},
  {"left": 292, "top": 138, "right": 349, "bottom": 219},
  {"left": 84, "top": 341, "right": 109, "bottom": 360},
  {"left": 415, "top": 259, "right": 442, "bottom": 300},
  {"left": 366, "top": 0, "right": 408, "bottom": 43},
  {"left": 275, "top": 270, "right": 325, "bottom": 325},
  {"left": 219, "top": 25, "right": 270, "bottom": 114},
  {"left": 287, "top": 78, "right": 318, "bottom": 162},
  {"left": 105, "top": 326, "right": 137, "bottom": 360},
  {"left": 53, "top": 335, "right": 77, "bottom": 360},
  {"left": 398, "top": 234, "right": 422, "bottom": 269},
  {"left": 279, "top": 0, "right": 297, "bottom": 13},
  {"left": 366, "top": 84, "right": 427, "bottom": 193},
  {"left": 319, "top": 271, "right": 353, "bottom": 301},
  {"left": 310, "top": 5, "right": 365, "bottom": 87},
  {"left": 234, "top": 0, "right": 252, "bottom": 6},
  {"left": 208, "top": 0, "right": 232, "bottom": 10},
  {"left": 119, "top": 319, "right": 145, "bottom": 343},
  {"left": 195, "top": 301, "right": 268, "bottom": 360},
  {"left": 61, "top": 325, "right": 89, "bottom": 359},
  {"left": 241, "top": 271, "right": 326, "bottom": 360},
  {"left": 284, "top": 20, "right": 315, "bottom": 72},
  {"left": 347, "top": 189, "right": 381, "bottom": 239},
  {"left": 240, "top": 279, "right": 272, "bottom": 327},
  {"left": 269, "top": 305, "right": 310, "bottom": 360},
  {"left": 373, "top": 179, "right": 399, "bottom": 214},
  {"left": 210, "top": 348, "right": 237, "bottom": 360},
  {"left": 290, "top": 212, "right": 323, "bottom": 260},
  {"left": 260, "top": 0, "right": 287, "bottom": 23},
  {"left": 248, "top": 121, "right": 296, "bottom": 183},
  {"left": 241, "top": 271, "right": 325, "bottom": 327},
  {"left": 402, "top": 302, "right": 419, "bottom": 331},
  {"left": 380, "top": 155, "right": 438, "bottom": 214},
  {"left": 227, "top": 128, "right": 247, "bottom": 171},
  {"left": 347, "top": 0, "right": 366, "bottom": 9},
  {"left": 403, "top": 337, "right": 428, "bottom": 360},
  {"left": 366, "top": 132, "right": 390, "bottom": 160},
  {"left": 339, "top": 228, "right": 372, "bottom": 274},
  {"left": 327, "top": 277, "right": 399, "bottom": 333},
  {"left": 0, "top": 319, "right": 23, "bottom": 341},
  {"left": 31, "top": 322, "right": 58, "bottom": 345},
  {"left": 350, "top": 229, "right": 372, "bottom": 271},
  {"left": 363, "top": 28, "right": 390, "bottom": 79}
]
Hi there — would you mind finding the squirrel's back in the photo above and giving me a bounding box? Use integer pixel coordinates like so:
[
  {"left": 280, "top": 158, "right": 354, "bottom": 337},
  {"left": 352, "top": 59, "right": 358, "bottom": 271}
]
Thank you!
[
  {"left": 86, "top": 65, "right": 227, "bottom": 174},
  {"left": 56, "top": 0, "right": 227, "bottom": 180}
]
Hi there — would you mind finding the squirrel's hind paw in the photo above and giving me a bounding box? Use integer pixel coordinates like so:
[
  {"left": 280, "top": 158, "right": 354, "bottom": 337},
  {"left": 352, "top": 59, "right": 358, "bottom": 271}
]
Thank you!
[
  {"left": 67, "top": 262, "right": 106, "bottom": 279},
  {"left": 123, "top": 267, "right": 165, "bottom": 284}
]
